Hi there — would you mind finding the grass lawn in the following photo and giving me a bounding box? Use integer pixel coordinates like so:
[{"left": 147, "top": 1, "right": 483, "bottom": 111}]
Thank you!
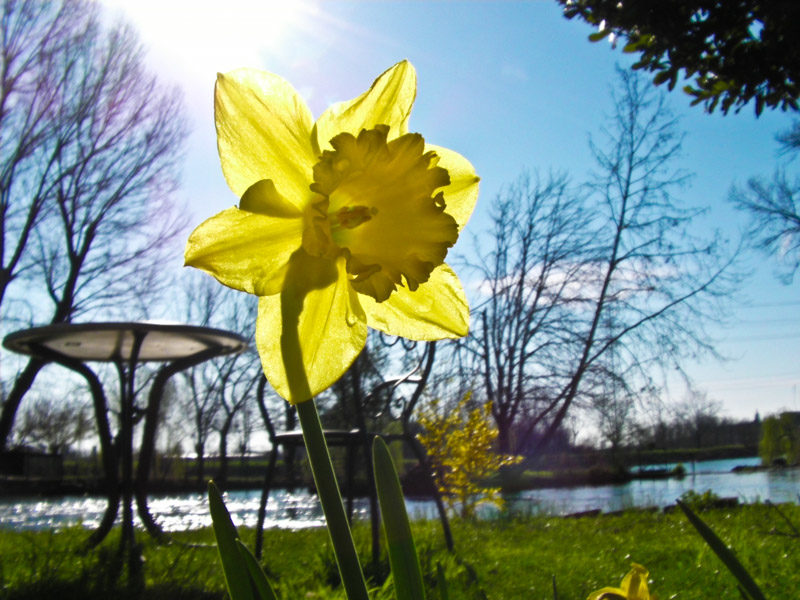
[{"left": 0, "top": 503, "right": 797, "bottom": 599}]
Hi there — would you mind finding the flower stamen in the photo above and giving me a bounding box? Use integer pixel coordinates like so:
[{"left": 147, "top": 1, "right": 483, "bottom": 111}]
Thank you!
[{"left": 335, "top": 205, "right": 376, "bottom": 229}]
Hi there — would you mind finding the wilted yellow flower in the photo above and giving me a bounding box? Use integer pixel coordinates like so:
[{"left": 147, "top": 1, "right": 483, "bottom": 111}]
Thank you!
[
  {"left": 587, "top": 564, "right": 653, "bottom": 600},
  {"left": 185, "top": 61, "right": 478, "bottom": 403}
]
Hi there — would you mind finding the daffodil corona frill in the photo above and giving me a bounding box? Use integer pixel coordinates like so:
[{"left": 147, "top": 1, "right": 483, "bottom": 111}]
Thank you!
[{"left": 185, "top": 61, "right": 479, "bottom": 403}]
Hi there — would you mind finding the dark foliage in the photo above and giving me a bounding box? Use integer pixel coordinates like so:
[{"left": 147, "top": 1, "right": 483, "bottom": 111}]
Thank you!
[{"left": 559, "top": 0, "right": 800, "bottom": 115}]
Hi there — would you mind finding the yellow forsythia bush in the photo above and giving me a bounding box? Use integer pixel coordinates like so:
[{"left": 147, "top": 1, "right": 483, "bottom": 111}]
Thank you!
[{"left": 417, "top": 392, "right": 521, "bottom": 518}]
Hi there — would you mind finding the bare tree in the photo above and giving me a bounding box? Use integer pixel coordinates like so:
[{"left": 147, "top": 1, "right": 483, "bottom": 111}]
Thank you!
[
  {"left": 590, "top": 372, "right": 635, "bottom": 465},
  {"left": 730, "top": 122, "right": 800, "bottom": 282},
  {"left": 464, "top": 171, "right": 594, "bottom": 452},
  {"left": 672, "top": 388, "right": 722, "bottom": 449},
  {"left": 180, "top": 363, "right": 220, "bottom": 485},
  {"left": 212, "top": 343, "right": 261, "bottom": 487},
  {"left": 235, "top": 399, "right": 257, "bottom": 465},
  {"left": 174, "top": 271, "right": 261, "bottom": 488},
  {"left": 0, "top": 0, "right": 188, "bottom": 448},
  {"left": 13, "top": 393, "right": 92, "bottom": 454},
  {"left": 0, "top": 0, "right": 73, "bottom": 307},
  {"left": 173, "top": 274, "right": 224, "bottom": 484},
  {"left": 777, "top": 121, "right": 800, "bottom": 153},
  {"left": 466, "top": 68, "right": 739, "bottom": 453},
  {"left": 534, "top": 68, "right": 739, "bottom": 448}
]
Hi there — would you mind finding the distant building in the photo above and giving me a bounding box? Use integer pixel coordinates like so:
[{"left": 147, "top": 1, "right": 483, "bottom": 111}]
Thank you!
[{"left": 0, "top": 447, "right": 63, "bottom": 479}]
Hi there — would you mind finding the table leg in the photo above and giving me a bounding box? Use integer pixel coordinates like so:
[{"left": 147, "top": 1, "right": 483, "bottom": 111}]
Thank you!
[
  {"left": 346, "top": 442, "right": 355, "bottom": 522},
  {"left": 86, "top": 489, "right": 121, "bottom": 548},
  {"left": 255, "top": 446, "right": 278, "bottom": 559},
  {"left": 117, "top": 361, "right": 134, "bottom": 557},
  {"left": 24, "top": 345, "right": 121, "bottom": 550},
  {"left": 115, "top": 332, "right": 145, "bottom": 585},
  {"left": 362, "top": 434, "right": 380, "bottom": 569},
  {"left": 134, "top": 347, "right": 226, "bottom": 544}
]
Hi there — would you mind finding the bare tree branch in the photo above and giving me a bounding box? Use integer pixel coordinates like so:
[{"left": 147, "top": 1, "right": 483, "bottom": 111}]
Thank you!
[
  {"left": 0, "top": 0, "right": 188, "bottom": 449},
  {"left": 463, "top": 68, "right": 740, "bottom": 454}
]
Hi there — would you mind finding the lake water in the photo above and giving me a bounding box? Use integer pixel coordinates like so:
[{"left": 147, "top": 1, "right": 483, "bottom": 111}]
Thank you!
[{"left": 2, "top": 457, "right": 798, "bottom": 531}]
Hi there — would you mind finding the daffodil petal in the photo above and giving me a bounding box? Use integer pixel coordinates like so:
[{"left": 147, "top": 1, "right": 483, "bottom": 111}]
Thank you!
[
  {"left": 240, "top": 179, "right": 303, "bottom": 218},
  {"left": 359, "top": 264, "right": 468, "bottom": 340},
  {"left": 427, "top": 144, "right": 480, "bottom": 232},
  {"left": 620, "top": 564, "right": 650, "bottom": 600},
  {"left": 313, "top": 60, "right": 416, "bottom": 151},
  {"left": 256, "top": 252, "right": 368, "bottom": 403},
  {"left": 185, "top": 206, "right": 303, "bottom": 296},
  {"left": 215, "top": 68, "right": 317, "bottom": 204},
  {"left": 586, "top": 587, "right": 627, "bottom": 600},
  {"left": 588, "top": 565, "right": 650, "bottom": 600}
]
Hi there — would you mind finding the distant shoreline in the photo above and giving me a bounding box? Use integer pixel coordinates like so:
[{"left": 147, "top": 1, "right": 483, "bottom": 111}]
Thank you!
[{"left": 0, "top": 453, "right": 766, "bottom": 499}]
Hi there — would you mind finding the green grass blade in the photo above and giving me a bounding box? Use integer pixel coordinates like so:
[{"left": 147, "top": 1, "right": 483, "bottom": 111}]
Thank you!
[
  {"left": 677, "top": 500, "right": 766, "bottom": 600},
  {"left": 436, "top": 562, "right": 450, "bottom": 600},
  {"left": 373, "top": 436, "right": 425, "bottom": 600},
  {"left": 208, "top": 481, "right": 255, "bottom": 600},
  {"left": 236, "top": 539, "right": 278, "bottom": 600}
]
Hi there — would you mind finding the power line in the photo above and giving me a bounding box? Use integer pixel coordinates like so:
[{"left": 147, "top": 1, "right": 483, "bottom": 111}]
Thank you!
[
  {"left": 722, "top": 331, "right": 800, "bottom": 342},
  {"left": 738, "top": 300, "right": 800, "bottom": 309}
]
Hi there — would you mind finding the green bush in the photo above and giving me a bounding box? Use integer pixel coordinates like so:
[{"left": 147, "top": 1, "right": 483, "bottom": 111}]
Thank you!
[{"left": 678, "top": 489, "right": 721, "bottom": 511}]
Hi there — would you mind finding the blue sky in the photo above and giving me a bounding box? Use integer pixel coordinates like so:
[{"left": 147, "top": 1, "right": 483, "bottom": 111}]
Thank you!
[{"left": 102, "top": 0, "right": 799, "bottom": 422}]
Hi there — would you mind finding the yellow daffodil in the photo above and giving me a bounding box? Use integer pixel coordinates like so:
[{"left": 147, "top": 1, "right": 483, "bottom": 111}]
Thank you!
[
  {"left": 185, "top": 61, "right": 479, "bottom": 403},
  {"left": 587, "top": 564, "right": 653, "bottom": 600}
]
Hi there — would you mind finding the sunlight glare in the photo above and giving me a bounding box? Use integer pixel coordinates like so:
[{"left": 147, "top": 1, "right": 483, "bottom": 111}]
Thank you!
[{"left": 101, "top": 0, "right": 318, "bottom": 77}]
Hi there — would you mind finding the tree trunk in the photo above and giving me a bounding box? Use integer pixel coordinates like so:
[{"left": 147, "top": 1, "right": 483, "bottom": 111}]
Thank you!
[
  {"left": 195, "top": 442, "right": 206, "bottom": 487},
  {"left": 216, "top": 416, "right": 232, "bottom": 488},
  {"left": 0, "top": 358, "right": 45, "bottom": 449},
  {"left": 496, "top": 414, "right": 512, "bottom": 455}
]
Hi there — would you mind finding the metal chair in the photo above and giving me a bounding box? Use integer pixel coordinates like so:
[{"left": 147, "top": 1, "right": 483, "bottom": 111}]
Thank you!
[{"left": 253, "top": 341, "right": 454, "bottom": 563}]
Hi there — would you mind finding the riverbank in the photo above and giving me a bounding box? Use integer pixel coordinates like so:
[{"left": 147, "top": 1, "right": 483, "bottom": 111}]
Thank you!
[
  {"left": 0, "top": 503, "right": 795, "bottom": 599},
  {"left": 0, "top": 464, "right": 721, "bottom": 498},
  {"left": 0, "top": 445, "right": 761, "bottom": 498}
]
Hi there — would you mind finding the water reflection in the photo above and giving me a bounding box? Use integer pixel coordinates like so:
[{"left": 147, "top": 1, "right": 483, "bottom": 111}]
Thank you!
[
  {"left": 0, "top": 489, "right": 333, "bottom": 532},
  {"left": 1, "top": 457, "right": 798, "bottom": 531},
  {"left": 508, "top": 457, "right": 799, "bottom": 516}
]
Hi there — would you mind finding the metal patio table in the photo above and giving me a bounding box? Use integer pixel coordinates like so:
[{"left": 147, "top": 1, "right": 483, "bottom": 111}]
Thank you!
[{"left": 3, "top": 321, "right": 247, "bottom": 581}]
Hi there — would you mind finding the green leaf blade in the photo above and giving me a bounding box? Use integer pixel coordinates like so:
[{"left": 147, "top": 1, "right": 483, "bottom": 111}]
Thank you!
[
  {"left": 373, "top": 436, "right": 426, "bottom": 600},
  {"left": 436, "top": 562, "right": 450, "bottom": 600},
  {"left": 236, "top": 539, "right": 278, "bottom": 600},
  {"left": 208, "top": 480, "right": 255, "bottom": 600},
  {"left": 677, "top": 500, "right": 766, "bottom": 600}
]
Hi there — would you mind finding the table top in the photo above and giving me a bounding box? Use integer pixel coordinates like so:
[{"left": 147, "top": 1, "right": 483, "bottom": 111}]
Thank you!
[
  {"left": 273, "top": 429, "right": 380, "bottom": 446},
  {"left": 3, "top": 321, "right": 248, "bottom": 362}
]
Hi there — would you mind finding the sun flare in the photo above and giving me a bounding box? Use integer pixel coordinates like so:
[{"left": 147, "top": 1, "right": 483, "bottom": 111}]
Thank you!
[{"left": 101, "top": 0, "right": 317, "bottom": 74}]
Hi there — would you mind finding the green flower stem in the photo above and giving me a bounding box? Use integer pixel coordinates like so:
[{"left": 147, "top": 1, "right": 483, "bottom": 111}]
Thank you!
[
  {"left": 296, "top": 399, "right": 369, "bottom": 600},
  {"left": 280, "top": 272, "right": 368, "bottom": 600}
]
